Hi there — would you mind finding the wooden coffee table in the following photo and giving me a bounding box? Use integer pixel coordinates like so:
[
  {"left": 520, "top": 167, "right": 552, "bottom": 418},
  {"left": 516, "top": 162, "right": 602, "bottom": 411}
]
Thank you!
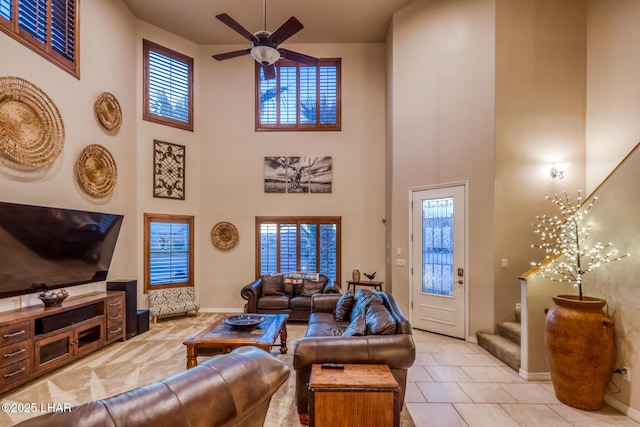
[{"left": 183, "top": 313, "right": 288, "bottom": 369}]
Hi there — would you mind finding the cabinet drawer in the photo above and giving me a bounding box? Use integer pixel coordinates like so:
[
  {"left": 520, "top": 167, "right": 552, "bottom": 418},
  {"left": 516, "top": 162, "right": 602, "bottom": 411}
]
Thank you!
[
  {"left": 107, "top": 296, "right": 124, "bottom": 312},
  {"left": 107, "top": 310, "right": 124, "bottom": 327},
  {"left": 0, "top": 340, "right": 32, "bottom": 368},
  {"left": 106, "top": 323, "right": 124, "bottom": 342},
  {"left": 0, "top": 321, "right": 31, "bottom": 347},
  {"left": 1, "top": 358, "right": 32, "bottom": 386}
]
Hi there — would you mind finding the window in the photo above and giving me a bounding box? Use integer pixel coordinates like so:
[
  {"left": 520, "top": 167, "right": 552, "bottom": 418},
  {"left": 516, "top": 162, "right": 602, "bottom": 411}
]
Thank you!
[
  {"left": 0, "top": 0, "right": 78, "bottom": 77},
  {"left": 256, "top": 216, "right": 341, "bottom": 285},
  {"left": 143, "top": 39, "right": 194, "bottom": 131},
  {"left": 255, "top": 59, "right": 341, "bottom": 131},
  {"left": 144, "top": 213, "right": 194, "bottom": 292}
]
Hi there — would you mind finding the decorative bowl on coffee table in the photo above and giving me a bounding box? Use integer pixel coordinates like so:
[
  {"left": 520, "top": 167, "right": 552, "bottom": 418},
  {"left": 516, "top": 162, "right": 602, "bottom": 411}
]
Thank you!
[{"left": 223, "top": 314, "right": 265, "bottom": 330}]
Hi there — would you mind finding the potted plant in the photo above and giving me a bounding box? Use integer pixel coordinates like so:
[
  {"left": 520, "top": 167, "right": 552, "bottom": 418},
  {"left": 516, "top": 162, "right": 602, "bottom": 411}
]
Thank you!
[{"left": 531, "top": 191, "right": 630, "bottom": 410}]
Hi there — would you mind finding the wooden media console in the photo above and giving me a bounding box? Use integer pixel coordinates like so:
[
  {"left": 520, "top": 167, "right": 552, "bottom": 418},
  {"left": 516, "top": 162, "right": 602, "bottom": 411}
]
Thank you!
[{"left": 0, "top": 291, "right": 125, "bottom": 394}]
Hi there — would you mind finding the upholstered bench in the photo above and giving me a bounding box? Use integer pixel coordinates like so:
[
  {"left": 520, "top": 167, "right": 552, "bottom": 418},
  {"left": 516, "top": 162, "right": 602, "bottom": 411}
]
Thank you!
[{"left": 149, "top": 287, "right": 200, "bottom": 323}]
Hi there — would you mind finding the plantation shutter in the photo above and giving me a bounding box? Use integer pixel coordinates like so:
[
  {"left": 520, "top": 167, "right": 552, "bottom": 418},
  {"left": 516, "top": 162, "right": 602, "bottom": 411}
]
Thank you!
[
  {"left": 149, "top": 221, "right": 190, "bottom": 285},
  {"left": 147, "top": 50, "right": 190, "bottom": 123},
  {"left": 51, "top": 0, "right": 74, "bottom": 60},
  {"left": 0, "top": 0, "right": 77, "bottom": 75}
]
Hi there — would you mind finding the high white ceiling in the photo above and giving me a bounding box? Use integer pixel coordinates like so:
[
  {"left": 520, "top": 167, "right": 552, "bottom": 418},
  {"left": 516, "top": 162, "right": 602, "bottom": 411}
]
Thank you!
[{"left": 121, "top": 0, "right": 413, "bottom": 45}]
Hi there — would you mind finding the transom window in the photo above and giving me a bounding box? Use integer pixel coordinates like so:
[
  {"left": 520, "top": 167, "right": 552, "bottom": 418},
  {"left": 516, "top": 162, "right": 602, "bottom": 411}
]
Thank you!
[
  {"left": 256, "top": 216, "right": 341, "bottom": 285},
  {"left": 144, "top": 213, "right": 194, "bottom": 292},
  {"left": 0, "top": 0, "right": 78, "bottom": 77},
  {"left": 255, "top": 59, "right": 341, "bottom": 131},
  {"left": 143, "top": 39, "right": 194, "bottom": 131}
]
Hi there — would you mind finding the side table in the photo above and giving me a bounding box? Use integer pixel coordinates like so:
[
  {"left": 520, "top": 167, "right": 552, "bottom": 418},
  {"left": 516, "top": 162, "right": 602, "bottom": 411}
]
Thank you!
[
  {"left": 309, "top": 363, "right": 400, "bottom": 427},
  {"left": 347, "top": 280, "right": 383, "bottom": 293}
]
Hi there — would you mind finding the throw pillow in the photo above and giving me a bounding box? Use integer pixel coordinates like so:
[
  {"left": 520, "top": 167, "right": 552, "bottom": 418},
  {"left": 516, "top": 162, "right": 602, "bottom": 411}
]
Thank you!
[
  {"left": 365, "top": 303, "right": 397, "bottom": 335},
  {"left": 334, "top": 289, "right": 355, "bottom": 322},
  {"left": 342, "top": 314, "right": 366, "bottom": 336},
  {"left": 284, "top": 282, "right": 295, "bottom": 296},
  {"left": 350, "top": 289, "right": 376, "bottom": 322},
  {"left": 261, "top": 275, "right": 285, "bottom": 296},
  {"left": 300, "top": 278, "right": 326, "bottom": 297}
]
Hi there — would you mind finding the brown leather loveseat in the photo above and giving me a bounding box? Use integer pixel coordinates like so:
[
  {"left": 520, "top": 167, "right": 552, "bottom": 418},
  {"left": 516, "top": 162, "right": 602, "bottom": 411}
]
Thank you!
[
  {"left": 293, "top": 290, "right": 416, "bottom": 422},
  {"left": 242, "top": 273, "right": 340, "bottom": 321},
  {"left": 15, "top": 346, "right": 290, "bottom": 427}
]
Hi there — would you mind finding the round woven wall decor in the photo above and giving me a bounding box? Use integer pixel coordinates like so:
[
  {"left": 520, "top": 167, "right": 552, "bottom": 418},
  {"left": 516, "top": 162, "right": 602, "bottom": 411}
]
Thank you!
[
  {"left": 75, "top": 144, "right": 117, "bottom": 197},
  {"left": 0, "top": 76, "right": 65, "bottom": 167},
  {"left": 211, "top": 222, "right": 239, "bottom": 250},
  {"left": 94, "top": 92, "right": 122, "bottom": 132}
]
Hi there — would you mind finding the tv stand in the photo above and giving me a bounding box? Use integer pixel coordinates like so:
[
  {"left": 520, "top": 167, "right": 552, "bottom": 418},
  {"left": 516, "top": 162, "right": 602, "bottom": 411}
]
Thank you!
[{"left": 0, "top": 291, "right": 125, "bottom": 394}]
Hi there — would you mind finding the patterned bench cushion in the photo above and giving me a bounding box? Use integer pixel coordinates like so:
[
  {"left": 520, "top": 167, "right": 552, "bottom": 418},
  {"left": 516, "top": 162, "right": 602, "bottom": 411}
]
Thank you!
[{"left": 149, "top": 287, "right": 199, "bottom": 317}]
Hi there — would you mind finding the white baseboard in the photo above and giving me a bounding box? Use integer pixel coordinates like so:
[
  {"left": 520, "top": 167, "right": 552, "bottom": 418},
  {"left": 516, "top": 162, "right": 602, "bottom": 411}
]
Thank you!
[
  {"left": 518, "top": 369, "right": 551, "bottom": 381},
  {"left": 605, "top": 395, "right": 640, "bottom": 422},
  {"left": 466, "top": 335, "right": 478, "bottom": 344}
]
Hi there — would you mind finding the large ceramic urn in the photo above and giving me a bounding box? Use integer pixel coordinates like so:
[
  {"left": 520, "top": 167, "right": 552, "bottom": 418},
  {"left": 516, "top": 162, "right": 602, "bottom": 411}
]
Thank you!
[{"left": 545, "top": 294, "right": 616, "bottom": 410}]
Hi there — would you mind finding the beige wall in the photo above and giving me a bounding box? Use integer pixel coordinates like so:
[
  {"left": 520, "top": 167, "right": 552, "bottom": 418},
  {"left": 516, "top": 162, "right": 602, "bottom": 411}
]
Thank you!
[
  {"left": 0, "top": 0, "right": 138, "bottom": 310},
  {"left": 134, "top": 22, "right": 202, "bottom": 308},
  {"left": 388, "top": 0, "right": 496, "bottom": 337},
  {"left": 197, "top": 42, "right": 387, "bottom": 310},
  {"left": 586, "top": 0, "right": 640, "bottom": 192},
  {"left": 0, "top": 1, "right": 387, "bottom": 312},
  {"left": 494, "top": 0, "right": 587, "bottom": 325}
]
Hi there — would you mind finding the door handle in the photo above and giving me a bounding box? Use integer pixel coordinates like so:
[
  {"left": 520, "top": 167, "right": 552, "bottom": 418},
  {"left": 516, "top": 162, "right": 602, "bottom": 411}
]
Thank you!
[{"left": 457, "top": 280, "right": 463, "bottom": 285}]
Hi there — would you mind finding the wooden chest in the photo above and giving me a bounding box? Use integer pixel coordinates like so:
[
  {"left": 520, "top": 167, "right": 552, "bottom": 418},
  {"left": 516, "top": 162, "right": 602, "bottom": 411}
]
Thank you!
[{"left": 309, "top": 364, "right": 400, "bottom": 427}]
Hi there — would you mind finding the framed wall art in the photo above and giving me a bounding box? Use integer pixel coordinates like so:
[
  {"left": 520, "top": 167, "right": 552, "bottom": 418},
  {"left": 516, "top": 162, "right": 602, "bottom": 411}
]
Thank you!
[
  {"left": 153, "top": 140, "right": 185, "bottom": 200},
  {"left": 264, "top": 156, "right": 332, "bottom": 194}
]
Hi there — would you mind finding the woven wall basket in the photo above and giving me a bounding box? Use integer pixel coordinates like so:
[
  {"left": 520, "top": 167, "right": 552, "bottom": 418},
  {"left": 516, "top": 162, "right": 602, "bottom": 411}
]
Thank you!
[
  {"left": 0, "top": 76, "right": 65, "bottom": 167},
  {"left": 211, "top": 222, "right": 239, "bottom": 250},
  {"left": 94, "top": 92, "right": 122, "bottom": 132},
  {"left": 75, "top": 144, "right": 117, "bottom": 197}
]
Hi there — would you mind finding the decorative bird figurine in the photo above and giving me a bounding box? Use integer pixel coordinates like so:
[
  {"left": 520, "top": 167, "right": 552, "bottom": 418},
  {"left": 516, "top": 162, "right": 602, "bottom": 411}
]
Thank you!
[{"left": 363, "top": 272, "right": 377, "bottom": 282}]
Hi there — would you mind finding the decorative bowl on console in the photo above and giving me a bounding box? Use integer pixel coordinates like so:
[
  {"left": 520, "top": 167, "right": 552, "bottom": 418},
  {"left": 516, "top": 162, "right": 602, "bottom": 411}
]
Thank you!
[{"left": 38, "top": 289, "right": 69, "bottom": 307}]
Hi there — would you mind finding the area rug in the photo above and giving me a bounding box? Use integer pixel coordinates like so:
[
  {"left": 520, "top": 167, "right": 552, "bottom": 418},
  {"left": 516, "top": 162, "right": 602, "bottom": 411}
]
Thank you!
[{"left": 0, "top": 313, "right": 415, "bottom": 426}]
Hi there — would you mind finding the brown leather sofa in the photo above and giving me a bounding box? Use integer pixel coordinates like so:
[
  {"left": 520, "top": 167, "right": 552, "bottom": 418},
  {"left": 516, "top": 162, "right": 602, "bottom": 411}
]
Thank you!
[
  {"left": 293, "top": 290, "right": 416, "bottom": 422},
  {"left": 241, "top": 274, "right": 340, "bottom": 321},
  {"left": 15, "top": 346, "right": 290, "bottom": 427}
]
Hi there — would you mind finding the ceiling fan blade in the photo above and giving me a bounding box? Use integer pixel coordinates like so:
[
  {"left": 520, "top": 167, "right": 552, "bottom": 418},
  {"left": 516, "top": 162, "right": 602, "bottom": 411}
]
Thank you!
[
  {"left": 212, "top": 49, "right": 252, "bottom": 61},
  {"left": 279, "top": 49, "right": 319, "bottom": 66},
  {"left": 269, "top": 17, "right": 304, "bottom": 45},
  {"left": 215, "top": 13, "right": 258, "bottom": 43},
  {"left": 263, "top": 64, "right": 276, "bottom": 80}
]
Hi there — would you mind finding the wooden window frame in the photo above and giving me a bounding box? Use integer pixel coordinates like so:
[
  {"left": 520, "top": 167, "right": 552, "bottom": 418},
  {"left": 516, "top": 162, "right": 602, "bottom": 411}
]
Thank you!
[
  {"left": 254, "top": 58, "right": 341, "bottom": 131},
  {"left": 143, "top": 39, "right": 194, "bottom": 131},
  {"left": 144, "top": 213, "right": 194, "bottom": 293},
  {"left": 255, "top": 216, "right": 342, "bottom": 286},
  {"left": 0, "top": 0, "right": 79, "bottom": 78}
]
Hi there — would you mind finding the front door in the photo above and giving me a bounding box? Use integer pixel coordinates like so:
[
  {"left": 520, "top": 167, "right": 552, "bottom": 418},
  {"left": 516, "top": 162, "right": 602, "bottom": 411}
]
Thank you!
[{"left": 411, "top": 184, "right": 467, "bottom": 339}]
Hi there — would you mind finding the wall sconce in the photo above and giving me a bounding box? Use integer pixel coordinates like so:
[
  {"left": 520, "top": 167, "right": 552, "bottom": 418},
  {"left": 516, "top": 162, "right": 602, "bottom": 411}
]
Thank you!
[{"left": 550, "top": 163, "right": 571, "bottom": 180}]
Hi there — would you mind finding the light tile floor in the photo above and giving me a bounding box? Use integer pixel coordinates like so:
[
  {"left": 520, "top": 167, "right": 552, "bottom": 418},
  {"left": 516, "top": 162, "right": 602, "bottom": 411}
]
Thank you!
[{"left": 405, "top": 328, "right": 640, "bottom": 426}]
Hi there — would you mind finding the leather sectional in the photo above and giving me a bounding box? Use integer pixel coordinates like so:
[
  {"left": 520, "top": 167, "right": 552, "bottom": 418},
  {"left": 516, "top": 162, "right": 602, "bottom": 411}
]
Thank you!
[{"left": 293, "top": 290, "right": 416, "bottom": 421}]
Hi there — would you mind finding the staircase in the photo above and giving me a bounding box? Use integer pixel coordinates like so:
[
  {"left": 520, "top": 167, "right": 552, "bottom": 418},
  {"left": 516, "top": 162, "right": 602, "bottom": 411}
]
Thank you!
[{"left": 476, "top": 305, "right": 521, "bottom": 372}]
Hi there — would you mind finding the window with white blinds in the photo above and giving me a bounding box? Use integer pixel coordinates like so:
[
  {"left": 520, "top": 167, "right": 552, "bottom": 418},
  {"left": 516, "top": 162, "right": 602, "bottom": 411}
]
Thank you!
[
  {"left": 256, "top": 216, "right": 341, "bottom": 285},
  {"left": 256, "top": 58, "right": 341, "bottom": 131},
  {"left": 144, "top": 213, "right": 194, "bottom": 291},
  {"left": 143, "top": 39, "right": 194, "bottom": 131},
  {"left": 0, "top": 0, "right": 78, "bottom": 77}
]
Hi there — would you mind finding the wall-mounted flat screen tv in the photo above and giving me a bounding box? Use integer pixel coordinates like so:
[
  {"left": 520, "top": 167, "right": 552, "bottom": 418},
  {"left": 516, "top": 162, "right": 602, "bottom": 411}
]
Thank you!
[{"left": 0, "top": 201, "right": 124, "bottom": 299}]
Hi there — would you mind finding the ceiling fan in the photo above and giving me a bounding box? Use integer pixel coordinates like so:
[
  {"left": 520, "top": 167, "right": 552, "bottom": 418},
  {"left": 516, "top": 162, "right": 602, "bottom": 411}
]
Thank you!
[{"left": 212, "top": 0, "right": 319, "bottom": 79}]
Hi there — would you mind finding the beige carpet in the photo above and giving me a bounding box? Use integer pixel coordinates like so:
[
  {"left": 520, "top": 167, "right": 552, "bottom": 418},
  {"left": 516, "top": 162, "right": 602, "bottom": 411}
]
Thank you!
[{"left": 0, "top": 313, "right": 415, "bottom": 426}]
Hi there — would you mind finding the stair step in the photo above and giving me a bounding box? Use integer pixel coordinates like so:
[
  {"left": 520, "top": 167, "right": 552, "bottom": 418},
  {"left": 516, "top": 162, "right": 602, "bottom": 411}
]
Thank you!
[
  {"left": 497, "top": 321, "right": 521, "bottom": 346},
  {"left": 476, "top": 331, "right": 521, "bottom": 372}
]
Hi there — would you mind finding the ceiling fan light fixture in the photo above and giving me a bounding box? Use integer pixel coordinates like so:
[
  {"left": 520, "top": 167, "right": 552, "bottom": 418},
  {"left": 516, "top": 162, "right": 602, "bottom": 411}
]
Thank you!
[{"left": 251, "top": 45, "right": 280, "bottom": 65}]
